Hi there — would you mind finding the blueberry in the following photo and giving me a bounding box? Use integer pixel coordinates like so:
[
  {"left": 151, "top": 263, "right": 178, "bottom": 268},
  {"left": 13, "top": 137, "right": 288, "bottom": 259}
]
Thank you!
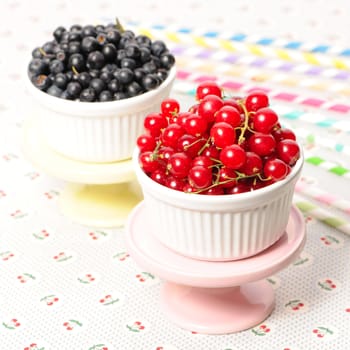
[
  {"left": 125, "top": 44, "right": 140, "bottom": 59},
  {"left": 102, "top": 63, "right": 118, "bottom": 73},
  {"left": 67, "top": 81, "right": 82, "bottom": 98},
  {"left": 160, "top": 53, "right": 175, "bottom": 69},
  {"left": 47, "top": 85, "right": 63, "bottom": 97},
  {"left": 77, "top": 72, "right": 91, "bottom": 88},
  {"left": 81, "top": 36, "right": 100, "bottom": 54},
  {"left": 68, "top": 41, "right": 81, "bottom": 54},
  {"left": 136, "top": 35, "right": 152, "bottom": 47},
  {"left": 68, "top": 31, "right": 81, "bottom": 42},
  {"left": 108, "top": 79, "right": 121, "bottom": 93},
  {"left": 82, "top": 25, "right": 97, "bottom": 37},
  {"left": 139, "top": 47, "right": 151, "bottom": 63},
  {"left": 156, "top": 68, "right": 168, "bottom": 81},
  {"left": 90, "top": 78, "right": 105, "bottom": 94},
  {"left": 122, "top": 30, "right": 135, "bottom": 39},
  {"left": 96, "top": 33, "right": 107, "bottom": 45},
  {"left": 87, "top": 51, "right": 105, "bottom": 70},
  {"left": 127, "top": 81, "right": 143, "bottom": 97},
  {"left": 70, "top": 24, "right": 82, "bottom": 32},
  {"left": 56, "top": 50, "right": 67, "bottom": 63},
  {"left": 80, "top": 87, "right": 96, "bottom": 102},
  {"left": 60, "top": 90, "right": 73, "bottom": 100},
  {"left": 134, "top": 67, "right": 146, "bottom": 83},
  {"left": 42, "top": 55, "right": 55, "bottom": 65},
  {"left": 114, "top": 91, "right": 128, "bottom": 100},
  {"left": 68, "top": 53, "right": 85, "bottom": 72},
  {"left": 29, "top": 58, "right": 49, "bottom": 75},
  {"left": 102, "top": 43, "right": 117, "bottom": 62},
  {"left": 60, "top": 32, "right": 70, "bottom": 43},
  {"left": 151, "top": 40, "right": 167, "bottom": 56},
  {"left": 32, "top": 47, "right": 44, "bottom": 59},
  {"left": 106, "top": 29, "right": 121, "bottom": 46},
  {"left": 99, "top": 71, "right": 113, "bottom": 83},
  {"left": 120, "top": 58, "right": 136, "bottom": 70},
  {"left": 53, "top": 26, "right": 66, "bottom": 42},
  {"left": 49, "top": 59, "right": 65, "bottom": 74},
  {"left": 142, "top": 74, "right": 159, "bottom": 91},
  {"left": 116, "top": 49, "right": 126, "bottom": 63},
  {"left": 66, "top": 71, "right": 74, "bottom": 82},
  {"left": 42, "top": 41, "right": 56, "bottom": 54},
  {"left": 95, "top": 24, "right": 106, "bottom": 32},
  {"left": 89, "top": 69, "right": 100, "bottom": 79},
  {"left": 116, "top": 68, "right": 134, "bottom": 84},
  {"left": 59, "top": 42, "right": 69, "bottom": 52},
  {"left": 31, "top": 74, "right": 51, "bottom": 90},
  {"left": 54, "top": 73, "right": 68, "bottom": 89},
  {"left": 99, "top": 90, "right": 113, "bottom": 102},
  {"left": 142, "top": 61, "right": 157, "bottom": 74}
]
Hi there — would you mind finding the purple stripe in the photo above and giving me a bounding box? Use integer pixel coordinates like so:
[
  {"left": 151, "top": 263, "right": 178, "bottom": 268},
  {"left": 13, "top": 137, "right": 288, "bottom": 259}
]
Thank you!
[
  {"left": 170, "top": 46, "right": 186, "bottom": 55},
  {"left": 196, "top": 50, "right": 212, "bottom": 59},
  {"left": 277, "top": 62, "right": 295, "bottom": 71},
  {"left": 250, "top": 58, "right": 268, "bottom": 67},
  {"left": 223, "top": 55, "right": 240, "bottom": 64},
  {"left": 304, "top": 67, "right": 324, "bottom": 75},
  {"left": 333, "top": 71, "right": 350, "bottom": 80}
]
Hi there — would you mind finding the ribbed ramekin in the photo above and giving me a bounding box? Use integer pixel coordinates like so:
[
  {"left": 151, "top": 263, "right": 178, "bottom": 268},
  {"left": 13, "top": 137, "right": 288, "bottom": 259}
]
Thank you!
[
  {"left": 134, "top": 149, "right": 303, "bottom": 261},
  {"left": 26, "top": 67, "right": 176, "bottom": 163}
]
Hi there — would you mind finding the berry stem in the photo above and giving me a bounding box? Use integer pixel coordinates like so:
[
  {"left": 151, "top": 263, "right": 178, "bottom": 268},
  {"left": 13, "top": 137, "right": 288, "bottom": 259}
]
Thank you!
[
  {"left": 115, "top": 18, "right": 125, "bottom": 33},
  {"left": 72, "top": 65, "right": 79, "bottom": 75}
]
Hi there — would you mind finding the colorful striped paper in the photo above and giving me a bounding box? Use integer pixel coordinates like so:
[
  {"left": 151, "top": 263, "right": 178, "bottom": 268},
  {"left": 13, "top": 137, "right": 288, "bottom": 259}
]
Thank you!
[{"left": 126, "top": 22, "right": 350, "bottom": 70}]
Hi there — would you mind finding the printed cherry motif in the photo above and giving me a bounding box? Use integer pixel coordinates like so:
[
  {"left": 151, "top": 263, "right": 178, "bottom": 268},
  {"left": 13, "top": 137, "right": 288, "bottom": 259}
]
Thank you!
[
  {"left": 99, "top": 294, "right": 120, "bottom": 306},
  {"left": 88, "top": 345, "right": 109, "bottom": 350},
  {"left": 24, "top": 343, "right": 44, "bottom": 350},
  {"left": 17, "top": 273, "right": 36, "bottom": 283},
  {"left": 252, "top": 324, "right": 271, "bottom": 336},
  {"left": 40, "top": 294, "right": 59, "bottom": 306},
  {"left": 135, "top": 272, "right": 155, "bottom": 283},
  {"left": 126, "top": 321, "right": 145, "bottom": 332},
  {"left": 44, "top": 190, "right": 59, "bottom": 199},
  {"left": 312, "top": 326, "right": 334, "bottom": 338},
  {"left": 88, "top": 230, "right": 108, "bottom": 240},
  {"left": 10, "top": 209, "right": 28, "bottom": 219},
  {"left": 114, "top": 252, "right": 130, "bottom": 261},
  {"left": 63, "top": 319, "right": 83, "bottom": 331},
  {"left": 285, "top": 299, "right": 305, "bottom": 311},
  {"left": 2, "top": 318, "right": 21, "bottom": 329},
  {"left": 78, "top": 273, "right": 96, "bottom": 284},
  {"left": 1, "top": 251, "right": 15, "bottom": 261},
  {"left": 53, "top": 252, "right": 73, "bottom": 262},
  {"left": 320, "top": 235, "right": 342, "bottom": 247},
  {"left": 318, "top": 278, "right": 337, "bottom": 291},
  {"left": 33, "top": 229, "right": 50, "bottom": 240}
]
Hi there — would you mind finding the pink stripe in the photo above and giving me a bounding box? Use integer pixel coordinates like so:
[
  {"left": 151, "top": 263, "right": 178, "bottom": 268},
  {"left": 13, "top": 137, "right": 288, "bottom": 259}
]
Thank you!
[
  {"left": 221, "top": 81, "right": 244, "bottom": 90},
  {"left": 194, "top": 75, "right": 218, "bottom": 82},
  {"left": 345, "top": 208, "right": 350, "bottom": 215},
  {"left": 315, "top": 194, "right": 337, "bottom": 205},
  {"left": 327, "top": 104, "right": 350, "bottom": 113},
  {"left": 176, "top": 70, "right": 192, "bottom": 79},
  {"left": 246, "top": 86, "right": 271, "bottom": 93},
  {"left": 274, "top": 92, "right": 298, "bottom": 102},
  {"left": 301, "top": 98, "right": 325, "bottom": 107}
]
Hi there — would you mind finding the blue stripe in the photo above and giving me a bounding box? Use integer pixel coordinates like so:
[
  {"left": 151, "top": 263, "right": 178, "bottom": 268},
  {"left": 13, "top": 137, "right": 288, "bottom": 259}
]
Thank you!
[
  {"left": 281, "top": 111, "right": 304, "bottom": 120},
  {"left": 311, "top": 45, "right": 330, "bottom": 53},
  {"left": 335, "top": 144, "right": 344, "bottom": 152},
  {"left": 152, "top": 24, "right": 165, "bottom": 30},
  {"left": 257, "top": 38, "right": 274, "bottom": 45},
  {"left": 177, "top": 27, "right": 192, "bottom": 34},
  {"left": 340, "top": 49, "right": 350, "bottom": 57},
  {"left": 230, "top": 33, "right": 246, "bottom": 41},
  {"left": 203, "top": 31, "right": 219, "bottom": 38},
  {"left": 284, "top": 41, "right": 302, "bottom": 49},
  {"left": 316, "top": 120, "right": 335, "bottom": 127}
]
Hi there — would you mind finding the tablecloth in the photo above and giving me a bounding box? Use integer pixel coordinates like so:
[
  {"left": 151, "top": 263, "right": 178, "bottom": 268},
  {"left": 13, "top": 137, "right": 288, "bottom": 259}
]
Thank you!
[{"left": 1, "top": 0, "right": 350, "bottom": 349}]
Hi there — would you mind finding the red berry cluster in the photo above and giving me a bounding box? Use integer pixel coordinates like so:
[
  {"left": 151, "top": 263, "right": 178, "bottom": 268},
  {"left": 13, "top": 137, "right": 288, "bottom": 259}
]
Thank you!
[{"left": 137, "top": 81, "right": 300, "bottom": 195}]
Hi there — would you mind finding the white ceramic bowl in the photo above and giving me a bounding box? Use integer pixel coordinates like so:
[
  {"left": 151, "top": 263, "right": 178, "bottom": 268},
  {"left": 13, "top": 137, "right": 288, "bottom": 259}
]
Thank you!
[
  {"left": 26, "top": 67, "right": 176, "bottom": 163},
  {"left": 134, "top": 149, "right": 303, "bottom": 261}
]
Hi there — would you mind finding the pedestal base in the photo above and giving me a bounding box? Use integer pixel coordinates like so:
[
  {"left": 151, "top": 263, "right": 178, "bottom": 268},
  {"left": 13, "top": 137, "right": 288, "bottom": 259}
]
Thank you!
[
  {"left": 161, "top": 281, "right": 274, "bottom": 334},
  {"left": 60, "top": 181, "right": 142, "bottom": 228}
]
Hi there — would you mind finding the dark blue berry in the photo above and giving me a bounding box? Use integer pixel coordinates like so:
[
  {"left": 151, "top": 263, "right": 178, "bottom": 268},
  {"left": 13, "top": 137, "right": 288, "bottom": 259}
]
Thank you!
[
  {"left": 142, "top": 61, "right": 157, "bottom": 74},
  {"left": 70, "top": 24, "right": 82, "bottom": 32},
  {"left": 47, "top": 85, "right": 63, "bottom": 97},
  {"left": 82, "top": 25, "right": 97, "bottom": 38},
  {"left": 99, "top": 71, "right": 113, "bottom": 83},
  {"left": 136, "top": 35, "right": 152, "bottom": 47},
  {"left": 108, "top": 79, "right": 121, "bottom": 93},
  {"left": 31, "top": 74, "right": 51, "bottom": 90},
  {"left": 32, "top": 47, "right": 44, "bottom": 59},
  {"left": 68, "top": 53, "right": 85, "bottom": 72},
  {"left": 106, "top": 30, "right": 121, "bottom": 46},
  {"left": 102, "top": 43, "right": 117, "bottom": 62},
  {"left": 81, "top": 36, "right": 100, "bottom": 53},
  {"left": 160, "top": 53, "right": 175, "bottom": 69},
  {"left": 49, "top": 59, "right": 65, "bottom": 74},
  {"left": 80, "top": 87, "right": 96, "bottom": 102},
  {"left": 151, "top": 40, "right": 167, "bottom": 56},
  {"left": 127, "top": 81, "right": 143, "bottom": 97},
  {"left": 99, "top": 90, "right": 113, "bottom": 102},
  {"left": 87, "top": 51, "right": 105, "bottom": 70},
  {"left": 54, "top": 73, "right": 68, "bottom": 89},
  {"left": 77, "top": 72, "right": 91, "bottom": 88},
  {"left": 125, "top": 44, "right": 141, "bottom": 59},
  {"left": 67, "top": 81, "right": 82, "bottom": 98},
  {"left": 116, "top": 68, "right": 134, "bottom": 84},
  {"left": 134, "top": 67, "right": 146, "bottom": 83},
  {"left": 42, "top": 41, "right": 56, "bottom": 54},
  {"left": 139, "top": 47, "right": 151, "bottom": 63},
  {"left": 142, "top": 74, "right": 159, "bottom": 91},
  {"left": 114, "top": 91, "right": 128, "bottom": 100},
  {"left": 29, "top": 58, "right": 50, "bottom": 75},
  {"left": 68, "top": 41, "right": 81, "bottom": 54},
  {"left": 53, "top": 26, "right": 66, "bottom": 42},
  {"left": 90, "top": 78, "right": 105, "bottom": 94},
  {"left": 120, "top": 58, "right": 136, "bottom": 70}
]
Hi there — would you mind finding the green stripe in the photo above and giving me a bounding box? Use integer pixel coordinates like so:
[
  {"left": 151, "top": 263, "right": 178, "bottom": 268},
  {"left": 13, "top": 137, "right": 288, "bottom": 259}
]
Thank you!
[
  {"left": 282, "top": 111, "right": 304, "bottom": 120},
  {"left": 329, "top": 166, "right": 349, "bottom": 176},
  {"left": 306, "top": 156, "right": 324, "bottom": 166},
  {"left": 295, "top": 201, "right": 316, "bottom": 212},
  {"left": 321, "top": 217, "right": 347, "bottom": 228}
]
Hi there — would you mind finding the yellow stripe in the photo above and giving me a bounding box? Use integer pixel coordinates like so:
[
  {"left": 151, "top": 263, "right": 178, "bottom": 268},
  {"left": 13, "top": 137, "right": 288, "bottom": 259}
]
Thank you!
[
  {"left": 138, "top": 28, "right": 154, "bottom": 39},
  {"left": 218, "top": 39, "right": 236, "bottom": 52},
  {"left": 309, "top": 83, "right": 327, "bottom": 91},
  {"left": 197, "top": 63, "right": 215, "bottom": 73},
  {"left": 248, "top": 44, "right": 264, "bottom": 56},
  {"left": 166, "top": 32, "right": 181, "bottom": 43},
  {"left": 275, "top": 49, "right": 292, "bottom": 61},
  {"left": 251, "top": 74, "right": 268, "bottom": 82},
  {"left": 303, "top": 52, "right": 320, "bottom": 65},
  {"left": 192, "top": 36, "right": 210, "bottom": 48},
  {"left": 339, "top": 88, "right": 350, "bottom": 96},
  {"left": 280, "top": 78, "right": 298, "bottom": 86},
  {"left": 332, "top": 58, "right": 349, "bottom": 70}
]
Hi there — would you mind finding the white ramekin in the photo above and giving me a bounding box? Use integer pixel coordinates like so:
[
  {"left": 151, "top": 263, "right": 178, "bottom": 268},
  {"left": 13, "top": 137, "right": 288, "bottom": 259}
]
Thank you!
[
  {"left": 134, "top": 149, "right": 303, "bottom": 261},
  {"left": 26, "top": 67, "right": 176, "bottom": 163}
]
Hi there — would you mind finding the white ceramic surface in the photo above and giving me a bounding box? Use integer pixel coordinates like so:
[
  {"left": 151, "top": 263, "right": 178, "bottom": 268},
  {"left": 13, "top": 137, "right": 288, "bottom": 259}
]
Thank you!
[
  {"left": 134, "top": 149, "right": 304, "bottom": 261},
  {"left": 26, "top": 67, "right": 176, "bottom": 163}
]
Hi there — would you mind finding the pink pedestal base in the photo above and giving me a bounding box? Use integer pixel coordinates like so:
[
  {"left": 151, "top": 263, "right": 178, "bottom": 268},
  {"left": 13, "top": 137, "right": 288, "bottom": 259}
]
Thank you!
[
  {"left": 161, "top": 281, "right": 274, "bottom": 334},
  {"left": 126, "top": 202, "right": 306, "bottom": 334}
]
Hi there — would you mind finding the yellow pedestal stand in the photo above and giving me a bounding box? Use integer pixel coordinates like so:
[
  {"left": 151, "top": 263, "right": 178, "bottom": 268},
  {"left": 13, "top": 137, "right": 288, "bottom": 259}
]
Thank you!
[{"left": 22, "top": 119, "right": 142, "bottom": 227}]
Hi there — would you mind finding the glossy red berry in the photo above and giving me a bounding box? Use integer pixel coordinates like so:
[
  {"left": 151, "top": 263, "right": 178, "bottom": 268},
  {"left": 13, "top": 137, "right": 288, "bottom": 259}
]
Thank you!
[
  {"left": 185, "top": 114, "right": 208, "bottom": 136},
  {"left": 144, "top": 113, "right": 168, "bottom": 137},
  {"left": 220, "top": 144, "right": 246, "bottom": 169},
  {"left": 239, "top": 151, "right": 262, "bottom": 175},
  {"left": 225, "top": 183, "right": 250, "bottom": 194},
  {"left": 198, "top": 95, "right": 224, "bottom": 123},
  {"left": 217, "top": 167, "right": 238, "bottom": 188},
  {"left": 196, "top": 81, "right": 222, "bottom": 100},
  {"left": 264, "top": 158, "right": 289, "bottom": 182},
  {"left": 161, "top": 124, "right": 185, "bottom": 148},
  {"left": 136, "top": 134, "right": 156, "bottom": 152},
  {"left": 139, "top": 152, "right": 160, "bottom": 173},
  {"left": 248, "top": 132, "right": 276, "bottom": 156},
  {"left": 245, "top": 91, "right": 269, "bottom": 112},
  {"left": 210, "top": 122, "right": 236, "bottom": 148},
  {"left": 277, "top": 139, "right": 300, "bottom": 166},
  {"left": 167, "top": 152, "right": 192, "bottom": 178},
  {"left": 161, "top": 98, "right": 180, "bottom": 118},
  {"left": 150, "top": 168, "right": 167, "bottom": 185},
  {"left": 177, "top": 134, "right": 206, "bottom": 158},
  {"left": 215, "top": 106, "right": 242, "bottom": 128},
  {"left": 191, "top": 156, "right": 214, "bottom": 168},
  {"left": 272, "top": 127, "right": 296, "bottom": 142},
  {"left": 252, "top": 108, "right": 278, "bottom": 133},
  {"left": 188, "top": 166, "right": 212, "bottom": 189},
  {"left": 222, "top": 98, "right": 243, "bottom": 113},
  {"left": 165, "top": 176, "right": 185, "bottom": 191}
]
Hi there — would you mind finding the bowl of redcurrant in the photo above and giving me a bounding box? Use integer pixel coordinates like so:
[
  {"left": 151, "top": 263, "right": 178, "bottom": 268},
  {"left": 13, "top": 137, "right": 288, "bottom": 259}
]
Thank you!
[
  {"left": 134, "top": 82, "right": 303, "bottom": 261},
  {"left": 26, "top": 20, "right": 176, "bottom": 163}
]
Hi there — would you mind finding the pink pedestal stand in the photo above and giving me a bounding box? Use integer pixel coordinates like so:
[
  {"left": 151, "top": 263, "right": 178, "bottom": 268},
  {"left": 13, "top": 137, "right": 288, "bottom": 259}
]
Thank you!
[{"left": 126, "top": 202, "right": 306, "bottom": 334}]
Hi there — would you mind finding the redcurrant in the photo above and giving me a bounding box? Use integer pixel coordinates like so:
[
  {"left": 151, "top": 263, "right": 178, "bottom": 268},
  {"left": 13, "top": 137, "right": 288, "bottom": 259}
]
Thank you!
[{"left": 196, "top": 81, "right": 222, "bottom": 101}]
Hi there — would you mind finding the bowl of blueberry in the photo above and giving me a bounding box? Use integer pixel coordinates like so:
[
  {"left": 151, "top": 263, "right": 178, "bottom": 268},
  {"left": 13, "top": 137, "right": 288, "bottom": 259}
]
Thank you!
[
  {"left": 134, "top": 82, "right": 303, "bottom": 261},
  {"left": 27, "top": 20, "right": 176, "bottom": 163}
]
